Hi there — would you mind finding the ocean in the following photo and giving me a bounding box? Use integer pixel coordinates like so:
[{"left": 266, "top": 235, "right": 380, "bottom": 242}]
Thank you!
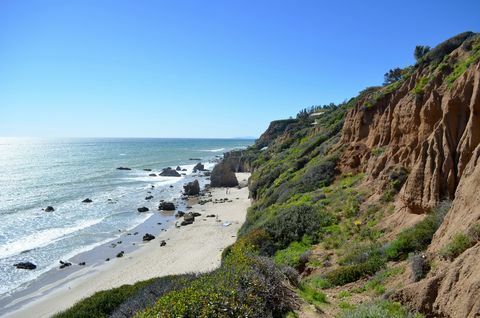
[{"left": 0, "top": 137, "right": 253, "bottom": 296}]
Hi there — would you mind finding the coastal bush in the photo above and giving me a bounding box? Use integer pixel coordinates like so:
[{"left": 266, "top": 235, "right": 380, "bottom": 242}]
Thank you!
[
  {"left": 298, "top": 159, "right": 336, "bottom": 193},
  {"left": 441, "top": 233, "right": 471, "bottom": 259},
  {"left": 385, "top": 201, "right": 450, "bottom": 260},
  {"left": 53, "top": 279, "right": 156, "bottom": 318},
  {"left": 338, "top": 300, "right": 424, "bottom": 318},
  {"left": 137, "top": 248, "right": 298, "bottom": 318},
  {"left": 325, "top": 255, "right": 386, "bottom": 286},
  {"left": 298, "top": 282, "right": 328, "bottom": 306},
  {"left": 274, "top": 235, "right": 312, "bottom": 269},
  {"left": 110, "top": 274, "right": 197, "bottom": 318},
  {"left": 410, "top": 253, "right": 430, "bottom": 282},
  {"left": 263, "top": 204, "right": 334, "bottom": 252}
]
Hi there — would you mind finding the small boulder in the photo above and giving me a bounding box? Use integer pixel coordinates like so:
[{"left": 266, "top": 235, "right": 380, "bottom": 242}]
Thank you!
[
  {"left": 14, "top": 262, "right": 37, "bottom": 270},
  {"left": 143, "top": 233, "right": 155, "bottom": 241},
  {"left": 176, "top": 211, "right": 186, "bottom": 217},
  {"left": 145, "top": 195, "right": 154, "bottom": 200},
  {"left": 116, "top": 251, "right": 124, "bottom": 258},
  {"left": 193, "top": 162, "right": 205, "bottom": 172},
  {"left": 82, "top": 198, "right": 93, "bottom": 203},
  {"left": 184, "top": 212, "right": 195, "bottom": 223},
  {"left": 143, "top": 168, "right": 152, "bottom": 171},
  {"left": 158, "top": 202, "right": 175, "bottom": 211},
  {"left": 59, "top": 260, "right": 72, "bottom": 269},
  {"left": 149, "top": 173, "right": 157, "bottom": 177},
  {"left": 183, "top": 179, "right": 200, "bottom": 196},
  {"left": 159, "top": 167, "right": 181, "bottom": 177},
  {"left": 137, "top": 207, "right": 149, "bottom": 213},
  {"left": 44, "top": 206, "right": 55, "bottom": 212},
  {"left": 160, "top": 240, "right": 167, "bottom": 246},
  {"left": 176, "top": 166, "right": 182, "bottom": 171},
  {"left": 116, "top": 167, "right": 131, "bottom": 170}
]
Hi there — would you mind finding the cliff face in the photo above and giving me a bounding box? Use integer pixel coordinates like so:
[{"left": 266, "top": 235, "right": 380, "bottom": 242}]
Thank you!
[
  {"left": 339, "top": 40, "right": 480, "bottom": 216},
  {"left": 337, "top": 33, "right": 480, "bottom": 317}
]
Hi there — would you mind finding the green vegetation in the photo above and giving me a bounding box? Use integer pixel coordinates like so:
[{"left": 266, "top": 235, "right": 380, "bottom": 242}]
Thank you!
[
  {"left": 413, "top": 76, "right": 429, "bottom": 95},
  {"left": 414, "top": 45, "right": 431, "bottom": 62},
  {"left": 299, "top": 282, "right": 328, "bottom": 306},
  {"left": 274, "top": 235, "right": 312, "bottom": 268},
  {"left": 53, "top": 278, "right": 158, "bottom": 318},
  {"left": 325, "top": 255, "right": 386, "bottom": 286},
  {"left": 445, "top": 37, "right": 480, "bottom": 86},
  {"left": 439, "top": 223, "right": 480, "bottom": 260},
  {"left": 338, "top": 300, "right": 424, "bottom": 318},
  {"left": 137, "top": 244, "right": 298, "bottom": 318},
  {"left": 385, "top": 202, "right": 449, "bottom": 260}
]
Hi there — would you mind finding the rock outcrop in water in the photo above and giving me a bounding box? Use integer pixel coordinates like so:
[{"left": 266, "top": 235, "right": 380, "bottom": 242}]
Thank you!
[
  {"left": 159, "top": 167, "right": 181, "bottom": 177},
  {"left": 14, "top": 262, "right": 37, "bottom": 270}
]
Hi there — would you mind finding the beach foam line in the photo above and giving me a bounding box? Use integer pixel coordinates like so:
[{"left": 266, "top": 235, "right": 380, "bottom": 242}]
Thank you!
[
  {"left": 0, "top": 218, "right": 104, "bottom": 260},
  {"left": 201, "top": 148, "right": 225, "bottom": 152}
]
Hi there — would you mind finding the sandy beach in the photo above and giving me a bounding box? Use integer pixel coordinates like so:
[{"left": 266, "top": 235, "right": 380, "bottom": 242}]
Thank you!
[{"left": 3, "top": 173, "right": 251, "bottom": 318}]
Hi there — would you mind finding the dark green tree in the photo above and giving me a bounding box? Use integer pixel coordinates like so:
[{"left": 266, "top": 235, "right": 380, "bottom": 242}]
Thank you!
[
  {"left": 414, "top": 45, "right": 431, "bottom": 62},
  {"left": 383, "top": 68, "right": 403, "bottom": 85}
]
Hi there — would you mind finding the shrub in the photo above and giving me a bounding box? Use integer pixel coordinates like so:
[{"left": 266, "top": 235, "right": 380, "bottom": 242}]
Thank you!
[
  {"left": 414, "top": 45, "right": 431, "bottom": 62},
  {"left": 385, "top": 201, "right": 450, "bottom": 260},
  {"left": 299, "top": 281, "right": 329, "bottom": 305},
  {"left": 137, "top": 251, "right": 298, "bottom": 318},
  {"left": 307, "top": 276, "right": 332, "bottom": 289},
  {"left": 263, "top": 205, "right": 334, "bottom": 251},
  {"left": 384, "top": 68, "right": 403, "bottom": 85},
  {"left": 274, "top": 236, "right": 312, "bottom": 269},
  {"left": 325, "top": 256, "right": 386, "bottom": 286},
  {"left": 338, "top": 300, "right": 424, "bottom": 318},
  {"left": 54, "top": 279, "right": 157, "bottom": 318},
  {"left": 298, "top": 159, "right": 336, "bottom": 192},
  {"left": 439, "top": 233, "right": 473, "bottom": 260},
  {"left": 421, "top": 31, "right": 475, "bottom": 64},
  {"left": 410, "top": 253, "right": 430, "bottom": 282}
]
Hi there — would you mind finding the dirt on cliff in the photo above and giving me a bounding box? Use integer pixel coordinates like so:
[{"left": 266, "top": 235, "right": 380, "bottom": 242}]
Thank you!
[{"left": 335, "top": 32, "right": 480, "bottom": 317}]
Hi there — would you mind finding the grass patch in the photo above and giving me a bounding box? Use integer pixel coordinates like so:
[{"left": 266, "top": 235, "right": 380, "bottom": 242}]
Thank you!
[
  {"left": 385, "top": 201, "right": 450, "bottom": 260},
  {"left": 338, "top": 300, "right": 424, "bottom": 318},
  {"left": 274, "top": 235, "right": 312, "bottom": 268}
]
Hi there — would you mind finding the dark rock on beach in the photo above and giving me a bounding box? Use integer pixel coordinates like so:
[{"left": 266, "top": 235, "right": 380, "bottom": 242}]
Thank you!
[
  {"left": 210, "top": 161, "right": 239, "bottom": 187},
  {"left": 143, "top": 168, "right": 152, "bottom": 171},
  {"left": 159, "top": 167, "right": 181, "bottom": 177},
  {"left": 116, "top": 167, "right": 131, "bottom": 170},
  {"left": 176, "top": 211, "right": 186, "bottom": 217},
  {"left": 149, "top": 173, "right": 157, "bottom": 177},
  {"left": 137, "top": 207, "right": 149, "bottom": 212},
  {"left": 14, "top": 262, "right": 37, "bottom": 270},
  {"left": 78, "top": 262, "right": 86, "bottom": 266},
  {"left": 176, "top": 166, "right": 181, "bottom": 171},
  {"left": 143, "top": 233, "right": 155, "bottom": 241},
  {"left": 116, "top": 251, "right": 124, "bottom": 258},
  {"left": 189, "top": 158, "right": 201, "bottom": 161},
  {"left": 145, "top": 195, "right": 154, "bottom": 200},
  {"left": 193, "top": 162, "right": 205, "bottom": 172},
  {"left": 44, "top": 206, "right": 55, "bottom": 212},
  {"left": 59, "top": 260, "right": 72, "bottom": 269},
  {"left": 160, "top": 240, "right": 167, "bottom": 246},
  {"left": 82, "top": 198, "right": 93, "bottom": 203},
  {"left": 158, "top": 202, "right": 175, "bottom": 211},
  {"left": 183, "top": 179, "right": 200, "bottom": 196}
]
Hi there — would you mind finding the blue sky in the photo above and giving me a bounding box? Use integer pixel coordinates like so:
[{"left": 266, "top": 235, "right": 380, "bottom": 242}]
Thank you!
[{"left": 1, "top": 0, "right": 479, "bottom": 138}]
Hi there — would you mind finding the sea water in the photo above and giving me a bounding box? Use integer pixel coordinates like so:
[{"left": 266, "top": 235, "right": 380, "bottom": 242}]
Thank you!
[{"left": 0, "top": 137, "right": 253, "bottom": 296}]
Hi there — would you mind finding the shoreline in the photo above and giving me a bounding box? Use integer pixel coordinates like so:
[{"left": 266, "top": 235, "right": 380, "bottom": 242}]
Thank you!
[{"left": 2, "top": 173, "right": 251, "bottom": 318}]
